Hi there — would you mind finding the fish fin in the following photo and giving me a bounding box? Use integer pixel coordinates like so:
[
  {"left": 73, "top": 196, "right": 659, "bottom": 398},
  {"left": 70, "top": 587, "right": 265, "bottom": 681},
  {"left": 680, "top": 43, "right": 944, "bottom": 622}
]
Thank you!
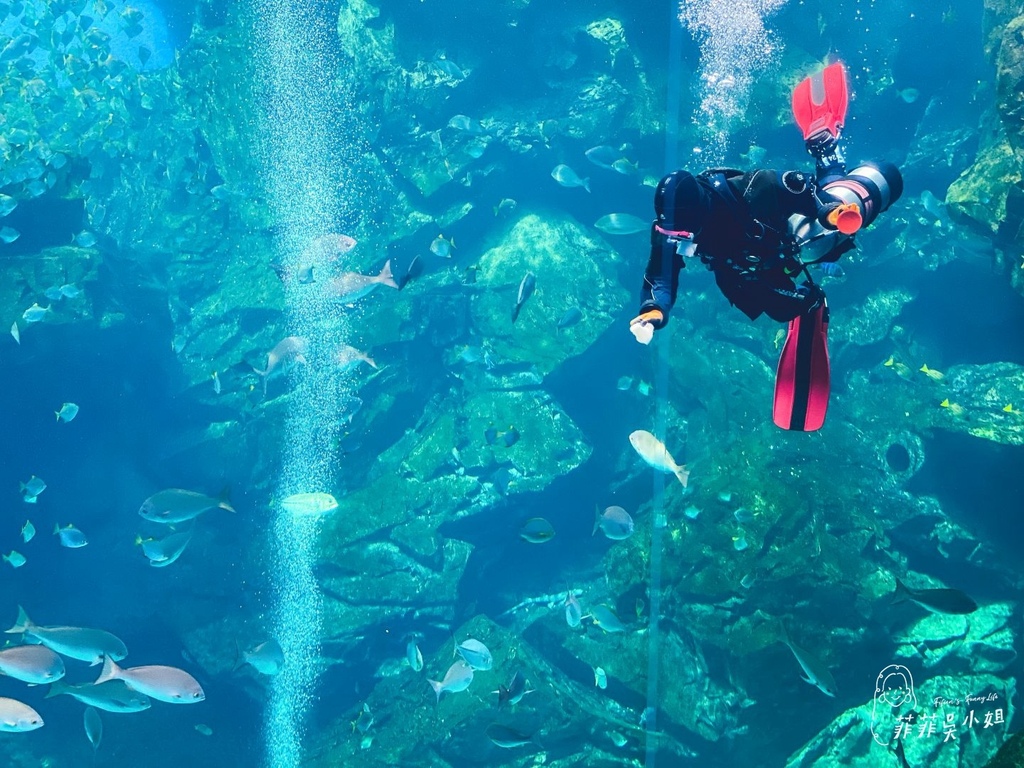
[
  {"left": 44, "top": 680, "right": 66, "bottom": 699},
  {"left": 378, "top": 260, "right": 399, "bottom": 290},
  {"left": 673, "top": 464, "right": 690, "bottom": 487},
  {"left": 583, "top": 177, "right": 591, "bottom": 193},
  {"left": 55, "top": 411, "right": 60, "bottom": 422},
  {"left": 592, "top": 505, "right": 601, "bottom": 536},
  {"left": 5, "top": 606, "right": 32, "bottom": 634},
  {"left": 217, "top": 487, "right": 236, "bottom": 514},
  {"left": 232, "top": 639, "right": 247, "bottom": 673},
  {"left": 95, "top": 655, "right": 121, "bottom": 684}
]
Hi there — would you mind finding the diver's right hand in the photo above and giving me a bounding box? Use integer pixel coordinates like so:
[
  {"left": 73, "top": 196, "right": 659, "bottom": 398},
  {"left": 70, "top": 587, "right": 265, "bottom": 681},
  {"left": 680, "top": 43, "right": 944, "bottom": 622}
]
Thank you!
[{"left": 630, "top": 309, "right": 664, "bottom": 329}]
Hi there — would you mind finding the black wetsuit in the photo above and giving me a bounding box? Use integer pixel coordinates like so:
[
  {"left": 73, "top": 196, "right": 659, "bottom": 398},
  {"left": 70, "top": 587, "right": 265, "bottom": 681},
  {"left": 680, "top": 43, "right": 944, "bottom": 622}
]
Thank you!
[{"left": 638, "top": 166, "right": 853, "bottom": 324}]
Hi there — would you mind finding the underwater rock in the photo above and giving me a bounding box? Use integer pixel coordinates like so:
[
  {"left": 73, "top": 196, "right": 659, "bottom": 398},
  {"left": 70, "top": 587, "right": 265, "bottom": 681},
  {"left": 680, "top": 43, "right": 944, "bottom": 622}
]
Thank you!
[
  {"left": 469, "top": 212, "right": 628, "bottom": 377},
  {"left": 923, "top": 362, "right": 1024, "bottom": 445},
  {"left": 829, "top": 288, "right": 916, "bottom": 346},
  {"left": 785, "top": 672, "right": 1012, "bottom": 768},
  {"left": 892, "top": 601, "right": 1017, "bottom": 674}
]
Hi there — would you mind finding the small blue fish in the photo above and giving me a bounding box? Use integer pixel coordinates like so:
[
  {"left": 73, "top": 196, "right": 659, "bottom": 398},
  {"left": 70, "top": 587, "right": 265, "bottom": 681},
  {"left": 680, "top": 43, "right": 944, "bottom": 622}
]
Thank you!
[
  {"left": 556, "top": 307, "right": 582, "bottom": 330},
  {"left": 732, "top": 535, "right": 749, "bottom": 552},
  {"left": 616, "top": 376, "right": 633, "bottom": 391},
  {"left": 3, "top": 551, "right": 26, "bottom": 568},
  {"left": 593, "top": 666, "right": 607, "bottom": 689},
  {"left": 54, "top": 524, "right": 88, "bottom": 549},
  {"left": 455, "top": 638, "right": 493, "bottom": 671},
  {"left": 406, "top": 640, "right": 423, "bottom": 672},
  {"left": 59, "top": 284, "right": 81, "bottom": 299},
  {"left": 429, "top": 234, "right": 455, "bottom": 258},
  {"left": 733, "top": 508, "right": 755, "bottom": 524},
  {"left": 816, "top": 261, "right": 846, "bottom": 281},
  {"left": 21, "top": 303, "right": 49, "bottom": 324},
  {"left": 590, "top": 605, "right": 627, "bottom": 633},
  {"left": 56, "top": 403, "right": 79, "bottom": 423},
  {"left": 683, "top": 505, "right": 701, "bottom": 520},
  {"left": 21, "top": 521, "right": 34, "bottom": 543},
  {"left": 20, "top": 476, "right": 46, "bottom": 502},
  {"left": 519, "top": 517, "right": 555, "bottom": 543}
]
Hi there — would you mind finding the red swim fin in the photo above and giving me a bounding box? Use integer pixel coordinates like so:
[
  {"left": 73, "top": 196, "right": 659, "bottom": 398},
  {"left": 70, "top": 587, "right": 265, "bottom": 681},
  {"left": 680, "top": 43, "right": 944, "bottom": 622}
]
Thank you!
[
  {"left": 792, "top": 61, "right": 848, "bottom": 141},
  {"left": 773, "top": 303, "right": 830, "bottom": 431}
]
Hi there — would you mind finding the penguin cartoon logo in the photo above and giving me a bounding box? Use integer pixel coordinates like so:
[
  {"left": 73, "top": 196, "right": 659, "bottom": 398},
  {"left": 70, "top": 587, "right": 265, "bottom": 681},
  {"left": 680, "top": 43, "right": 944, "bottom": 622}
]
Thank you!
[{"left": 871, "top": 664, "right": 917, "bottom": 746}]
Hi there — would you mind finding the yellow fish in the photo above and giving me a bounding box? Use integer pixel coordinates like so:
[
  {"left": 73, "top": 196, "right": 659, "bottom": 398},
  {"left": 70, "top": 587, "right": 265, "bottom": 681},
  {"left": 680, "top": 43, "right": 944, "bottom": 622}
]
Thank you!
[
  {"left": 883, "top": 356, "right": 895, "bottom": 367},
  {"left": 773, "top": 329, "right": 786, "bottom": 349},
  {"left": 920, "top": 364, "right": 944, "bottom": 381},
  {"left": 939, "top": 399, "right": 965, "bottom": 416},
  {"left": 1003, "top": 404, "right": 1020, "bottom": 415}
]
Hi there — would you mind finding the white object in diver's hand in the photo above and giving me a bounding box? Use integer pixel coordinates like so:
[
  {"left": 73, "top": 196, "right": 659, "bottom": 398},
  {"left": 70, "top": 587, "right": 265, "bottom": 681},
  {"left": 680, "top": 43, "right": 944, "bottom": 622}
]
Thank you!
[{"left": 630, "top": 321, "right": 654, "bottom": 345}]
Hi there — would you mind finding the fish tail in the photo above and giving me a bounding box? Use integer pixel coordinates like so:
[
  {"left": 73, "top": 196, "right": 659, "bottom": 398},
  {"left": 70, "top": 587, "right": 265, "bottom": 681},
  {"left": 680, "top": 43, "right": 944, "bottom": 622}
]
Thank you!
[
  {"left": 53, "top": 523, "right": 60, "bottom": 535},
  {"left": 5, "top": 605, "right": 33, "bottom": 635},
  {"left": 673, "top": 464, "right": 690, "bottom": 488},
  {"left": 583, "top": 177, "right": 591, "bottom": 193},
  {"left": 44, "top": 680, "right": 67, "bottom": 699},
  {"left": 54, "top": 411, "right": 60, "bottom": 422},
  {"left": 511, "top": 304, "right": 520, "bottom": 323},
  {"left": 94, "top": 656, "right": 122, "bottom": 685},
  {"left": 891, "top": 578, "right": 909, "bottom": 605},
  {"left": 378, "top": 260, "right": 399, "bottom": 290},
  {"left": 232, "top": 639, "right": 247, "bottom": 673},
  {"left": 592, "top": 505, "right": 600, "bottom": 536},
  {"left": 428, "top": 679, "right": 444, "bottom": 702}
]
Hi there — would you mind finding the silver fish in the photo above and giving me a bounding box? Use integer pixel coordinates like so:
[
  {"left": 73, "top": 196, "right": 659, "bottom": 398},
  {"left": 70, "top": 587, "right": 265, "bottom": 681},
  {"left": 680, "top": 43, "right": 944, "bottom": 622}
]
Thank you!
[
  {"left": 511, "top": 272, "right": 535, "bottom": 323},
  {"left": 21, "top": 521, "right": 34, "bottom": 543},
  {"left": 594, "top": 213, "right": 649, "bottom": 235},
  {"left": 0, "top": 645, "right": 65, "bottom": 684},
  {"left": 781, "top": 626, "right": 836, "bottom": 697},
  {"left": 429, "top": 234, "right": 454, "bottom": 258},
  {"left": 428, "top": 660, "right": 473, "bottom": 701},
  {"left": 629, "top": 430, "right": 689, "bottom": 486},
  {"left": 5, "top": 607, "right": 127, "bottom": 665},
  {"left": 551, "top": 164, "right": 590, "bottom": 192},
  {"left": 584, "top": 145, "right": 623, "bottom": 169},
  {"left": 84, "top": 706, "right": 102, "bottom": 751},
  {"left": 455, "top": 638, "right": 492, "bottom": 671},
  {"left": 95, "top": 657, "right": 205, "bottom": 704},
  {"left": 236, "top": 639, "right": 284, "bottom": 676},
  {"left": 486, "top": 723, "right": 534, "bottom": 748},
  {"left": 252, "top": 336, "right": 307, "bottom": 394},
  {"left": 0, "top": 697, "right": 43, "bottom": 732},
  {"left": 593, "top": 505, "right": 634, "bottom": 540},
  {"left": 45, "top": 679, "right": 151, "bottom": 714},
  {"left": 328, "top": 260, "right": 399, "bottom": 303},
  {"left": 139, "top": 489, "right": 235, "bottom": 524}
]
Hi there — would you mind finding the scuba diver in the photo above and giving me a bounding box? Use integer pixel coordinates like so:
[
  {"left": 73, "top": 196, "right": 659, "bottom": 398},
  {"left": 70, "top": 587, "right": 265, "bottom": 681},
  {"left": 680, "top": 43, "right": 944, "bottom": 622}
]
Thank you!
[{"left": 630, "top": 61, "right": 903, "bottom": 432}]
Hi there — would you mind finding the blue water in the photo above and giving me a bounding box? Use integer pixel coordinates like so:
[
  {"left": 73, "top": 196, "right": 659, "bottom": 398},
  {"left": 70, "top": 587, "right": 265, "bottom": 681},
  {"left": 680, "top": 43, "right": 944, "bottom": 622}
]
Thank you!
[{"left": 0, "top": 0, "right": 1020, "bottom": 765}]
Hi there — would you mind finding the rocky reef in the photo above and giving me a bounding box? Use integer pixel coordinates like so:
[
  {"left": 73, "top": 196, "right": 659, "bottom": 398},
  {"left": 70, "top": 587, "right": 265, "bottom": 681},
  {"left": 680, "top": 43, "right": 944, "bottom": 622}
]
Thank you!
[{"left": 0, "top": 0, "right": 1020, "bottom": 766}]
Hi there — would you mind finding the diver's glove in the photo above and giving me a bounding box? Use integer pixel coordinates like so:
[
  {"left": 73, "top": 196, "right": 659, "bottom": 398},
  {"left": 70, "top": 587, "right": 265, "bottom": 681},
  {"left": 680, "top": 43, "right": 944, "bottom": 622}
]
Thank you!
[
  {"left": 630, "top": 308, "right": 665, "bottom": 329},
  {"left": 817, "top": 201, "right": 863, "bottom": 235}
]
